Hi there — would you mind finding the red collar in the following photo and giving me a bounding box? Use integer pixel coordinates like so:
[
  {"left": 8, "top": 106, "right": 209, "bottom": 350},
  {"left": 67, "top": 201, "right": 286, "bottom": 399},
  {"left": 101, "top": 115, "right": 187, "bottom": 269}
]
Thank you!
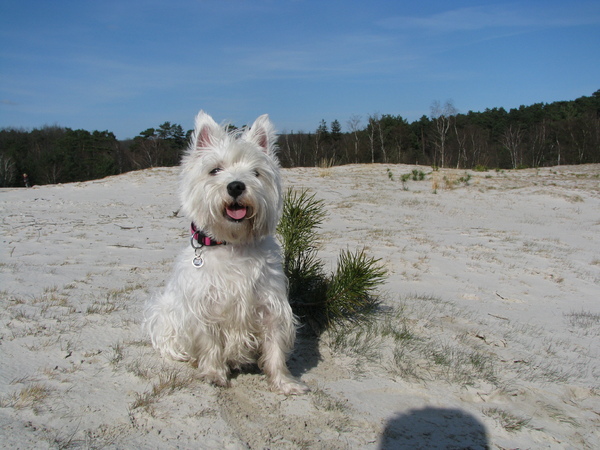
[{"left": 190, "top": 223, "right": 226, "bottom": 246}]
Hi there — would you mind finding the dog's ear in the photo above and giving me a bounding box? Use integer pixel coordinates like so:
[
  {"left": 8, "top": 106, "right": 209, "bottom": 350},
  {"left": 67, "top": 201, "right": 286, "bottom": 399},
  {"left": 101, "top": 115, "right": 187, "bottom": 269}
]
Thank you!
[
  {"left": 246, "top": 114, "right": 276, "bottom": 154},
  {"left": 193, "top": 110, "right": 221, "bottom": 151}
]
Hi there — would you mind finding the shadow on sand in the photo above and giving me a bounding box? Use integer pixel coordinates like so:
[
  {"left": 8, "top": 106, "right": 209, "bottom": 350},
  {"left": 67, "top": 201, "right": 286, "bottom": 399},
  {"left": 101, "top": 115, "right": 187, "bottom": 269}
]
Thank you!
[
  {"left": 287, "top": 329, "right": 323, "bottom": 379},
  {"left": 380, "top": 407, "right": 489, "bottom": 450}
]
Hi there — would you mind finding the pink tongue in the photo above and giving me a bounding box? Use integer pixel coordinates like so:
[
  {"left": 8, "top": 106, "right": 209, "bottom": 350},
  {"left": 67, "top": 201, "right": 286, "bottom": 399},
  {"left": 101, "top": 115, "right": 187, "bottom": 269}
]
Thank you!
[{"left": 226, "top": 206, "right": 247, "bottom": 220}]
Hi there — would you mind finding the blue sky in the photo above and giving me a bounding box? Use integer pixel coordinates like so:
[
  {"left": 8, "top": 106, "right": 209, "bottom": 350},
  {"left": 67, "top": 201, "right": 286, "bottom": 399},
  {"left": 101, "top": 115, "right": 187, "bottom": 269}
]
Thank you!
[{"left": 1, "top": 0, "right": 599, "bottom": 139}]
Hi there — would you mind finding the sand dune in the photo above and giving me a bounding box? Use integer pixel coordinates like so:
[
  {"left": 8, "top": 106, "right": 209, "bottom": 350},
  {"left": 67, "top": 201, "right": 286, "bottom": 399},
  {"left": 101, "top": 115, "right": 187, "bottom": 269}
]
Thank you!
[{"left": 1, "top": 164, "right": 599, "bottom": 448}]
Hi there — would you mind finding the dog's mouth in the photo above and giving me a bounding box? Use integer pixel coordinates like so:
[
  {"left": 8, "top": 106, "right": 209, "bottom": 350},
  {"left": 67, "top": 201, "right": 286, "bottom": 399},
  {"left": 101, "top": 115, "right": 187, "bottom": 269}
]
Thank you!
[{"left": 225, "top": 203, "right": 248, "bottom": 222}]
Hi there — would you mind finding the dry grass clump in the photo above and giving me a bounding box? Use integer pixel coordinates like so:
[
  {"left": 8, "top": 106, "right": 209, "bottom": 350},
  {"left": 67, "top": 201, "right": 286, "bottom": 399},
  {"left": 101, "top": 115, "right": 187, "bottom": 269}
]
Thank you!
[
  {"left": 483, "top": 407, "right": 531, "bottom": 432},
  {"left": 129, "top": 369, "right": 194, "bottom": 415},
  {"left": 326, "top": 295, "right": 503, "bottom": 389},
  {"left": 86, "top": 285, "right": 140, "bottom": 315},
  {"left": 564, "top": 309, "right": 600, "bottom": 333},
  {"left": 0, "top": 382, "right": 53, "bottom": 412}
]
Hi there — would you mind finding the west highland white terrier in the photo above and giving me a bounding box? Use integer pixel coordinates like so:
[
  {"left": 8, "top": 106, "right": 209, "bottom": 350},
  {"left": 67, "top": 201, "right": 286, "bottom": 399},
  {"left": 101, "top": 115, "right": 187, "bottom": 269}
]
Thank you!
[{"left": 144, "top": 111, "right": 308, "bottom": 395}]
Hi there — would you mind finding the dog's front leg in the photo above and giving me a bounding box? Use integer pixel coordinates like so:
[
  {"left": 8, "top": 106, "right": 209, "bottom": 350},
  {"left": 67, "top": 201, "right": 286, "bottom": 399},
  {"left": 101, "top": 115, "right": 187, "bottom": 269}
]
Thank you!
[
  {"left": 259, "top": 315, "right": 309, "bottom": 395},
  {"left": 195, "top": 332, "right": 230, "bottom": 387}
]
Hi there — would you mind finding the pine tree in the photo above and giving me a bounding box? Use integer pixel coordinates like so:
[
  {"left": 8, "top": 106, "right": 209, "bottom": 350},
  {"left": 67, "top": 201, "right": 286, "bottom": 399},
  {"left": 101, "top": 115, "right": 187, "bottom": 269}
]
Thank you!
[{"left": 278, "top": 188, "right": 386, "bottom": 332}]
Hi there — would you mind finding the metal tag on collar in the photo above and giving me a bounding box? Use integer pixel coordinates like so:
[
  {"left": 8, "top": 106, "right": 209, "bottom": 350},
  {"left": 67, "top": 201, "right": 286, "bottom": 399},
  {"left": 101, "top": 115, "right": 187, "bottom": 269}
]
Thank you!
[
  {"left": 192, "top": 247, "right": 204, "bottom": 268},
  {"left": 191, "top": 234, "right": 204, "bottom": 268}
]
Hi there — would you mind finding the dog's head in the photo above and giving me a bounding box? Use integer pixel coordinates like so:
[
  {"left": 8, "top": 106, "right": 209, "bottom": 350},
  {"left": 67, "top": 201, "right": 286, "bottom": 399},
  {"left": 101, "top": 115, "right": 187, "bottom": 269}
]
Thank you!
[{"left": 179, "top": 111, "right": 282, "bottom": 244}]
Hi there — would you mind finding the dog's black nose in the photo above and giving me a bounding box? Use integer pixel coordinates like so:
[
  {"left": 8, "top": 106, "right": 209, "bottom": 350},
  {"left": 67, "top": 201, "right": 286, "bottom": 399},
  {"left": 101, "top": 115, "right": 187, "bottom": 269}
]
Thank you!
[{"left": 227, "top": 181, "right": 246, "bottom": 198}]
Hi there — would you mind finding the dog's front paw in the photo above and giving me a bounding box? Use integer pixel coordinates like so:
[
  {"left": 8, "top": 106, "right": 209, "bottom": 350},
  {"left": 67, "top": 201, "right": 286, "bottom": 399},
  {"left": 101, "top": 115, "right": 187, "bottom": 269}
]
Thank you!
[
  {"left": 272, "top": 377, "right": 310, "bottom": 395},
  {"left": 201, "top": 369, "right": 230, "bottom": 388}
]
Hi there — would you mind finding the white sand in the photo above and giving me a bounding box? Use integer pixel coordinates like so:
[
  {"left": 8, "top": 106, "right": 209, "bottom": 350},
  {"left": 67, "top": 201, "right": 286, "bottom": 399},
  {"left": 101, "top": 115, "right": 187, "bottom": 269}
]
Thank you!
[{"left": 1, "top": 164, "right": 599, "bottom": 448}]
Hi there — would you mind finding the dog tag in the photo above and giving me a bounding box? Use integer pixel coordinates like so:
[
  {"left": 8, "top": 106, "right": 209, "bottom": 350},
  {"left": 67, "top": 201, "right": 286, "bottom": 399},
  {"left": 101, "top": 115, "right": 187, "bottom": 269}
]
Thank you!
[
  {"left": 192, "top": 246, "right": 204, "bottom": 268},
  {"left": 192, "top": 256, "right": 204, "bottom": 268}
]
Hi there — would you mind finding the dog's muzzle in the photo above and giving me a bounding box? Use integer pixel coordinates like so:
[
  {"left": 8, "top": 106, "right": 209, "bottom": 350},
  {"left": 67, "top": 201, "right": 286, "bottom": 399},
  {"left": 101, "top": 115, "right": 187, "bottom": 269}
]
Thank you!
[{"left": 226, "top": 181, "right": 249, "bottom": 221}]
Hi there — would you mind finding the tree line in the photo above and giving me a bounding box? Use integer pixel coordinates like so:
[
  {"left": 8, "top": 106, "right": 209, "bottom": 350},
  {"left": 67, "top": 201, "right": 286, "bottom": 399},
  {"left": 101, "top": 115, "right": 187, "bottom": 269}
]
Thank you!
[
  {"left": 279, "top": 90, "right": 600, "bottom": 169},
  {"left": 0, "top": 122, "right": 189, "bottom": 187},
  {"left": 1, "top": 91, "right": 598, "bottom": 187}
]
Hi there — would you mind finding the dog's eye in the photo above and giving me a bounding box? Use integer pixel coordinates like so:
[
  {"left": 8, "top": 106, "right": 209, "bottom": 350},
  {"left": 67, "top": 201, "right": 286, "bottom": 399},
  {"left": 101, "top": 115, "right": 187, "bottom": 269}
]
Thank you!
[
  {"left": 254, "top": 170, "right": 260, "bottom": 177},
  {"left": 210, "top": 168, "right": 222, "bottom": 175}
]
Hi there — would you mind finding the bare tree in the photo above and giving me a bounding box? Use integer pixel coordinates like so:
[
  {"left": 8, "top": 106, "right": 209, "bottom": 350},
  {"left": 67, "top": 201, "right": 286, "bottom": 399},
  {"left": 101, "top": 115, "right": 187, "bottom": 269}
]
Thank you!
[
  {"left": 466, "top": 124, "right": 490, "bottom": 168},
  {"left": 430, "top": 100, "right": 457, "bottom": 167},
  {"left": 454, "top": 122, "right": 467, "bottom": 169},
  {"left": 0, "top": 153, "right": 16, "bottom": 186},
  {"left": 314, "top": 120, "right": 328, "bottom": 167},
  {"left": 281, "top": 131, "right": 309, "bottom": 167},
  {"left": 376, "top": 118, "right": 388, "bottom": 163},
  {"left": 367, "top": 113, "right": 379, "bottom": 164},
  {"left": 44, "top": 163, "right": 63, "bottom": 185},
  {"left": 346, "top": 115, "right": 361, "bottom": 163},
  {"left": 501, "top": 125, "right": 524, "bottom": 169},
  {"left": 530, "top": 120, "right": 548, "bottom": 167},
  {"left": 281, "top": 131, "right": 295, "bottom": 167},
  {"left": 137, "top": 137, "right": 163, "bottom": 168}
]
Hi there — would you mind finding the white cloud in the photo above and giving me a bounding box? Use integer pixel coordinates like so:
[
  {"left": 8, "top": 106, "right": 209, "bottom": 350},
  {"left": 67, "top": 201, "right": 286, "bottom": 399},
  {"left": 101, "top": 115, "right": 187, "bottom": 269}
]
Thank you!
[{"left": 378, "top": 4, "right": 600, "bottom": 33}]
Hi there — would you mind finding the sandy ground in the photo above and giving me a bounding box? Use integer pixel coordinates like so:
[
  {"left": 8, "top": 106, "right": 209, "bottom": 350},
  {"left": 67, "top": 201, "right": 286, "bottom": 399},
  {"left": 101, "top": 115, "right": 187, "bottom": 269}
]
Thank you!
[{"left": 1, "top": 164, "right": 599, "bottom": 449}]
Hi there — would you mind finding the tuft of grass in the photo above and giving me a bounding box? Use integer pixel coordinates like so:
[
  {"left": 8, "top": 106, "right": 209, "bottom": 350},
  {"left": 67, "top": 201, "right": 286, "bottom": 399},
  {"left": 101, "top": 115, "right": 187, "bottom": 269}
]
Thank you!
[
  {"left": 564, "top": 310, "right": 600, "bottom": 331},
  {"left": 21, "top": 288, "right": 73, "bottom": 315},
  {"left": 86, "top": 290, "right": 129, "bottom": 314},
  {"left": 0, "top": 383, "right": 52, "bottom": 411},
  {"left": 318, "top": 157, "right": 337, "bottom": 176},
  {"left": 107, "top": 341, "right": 125, "bottom": 366},
  {"left": 318, "top": 157, "right": 337, "bottom": 169},
  {"left": 327, "top": 320, "right": 382, "bottom": 364},
  {"left": 381, "top": 295, "right": 503, "bottom": 386},
  {"left": 541, "top": 402, "right": 580, "bottom": 427},
  {"left": 417, "top": 337, "right": 498, "bottom": 387},
  {"left": 483, "top": 407, "right": 531, "bottom": 432},
  {"left": 379, "top": 306, "right": 415, "bottom": 342},
  {"left": 311, "top": 388, "right": 349, "bottom": 412},
  {"left": 386, "top": 168, "right": 395, "bottom": 181},
  {"left": 129, "top": 369, "right": 193, "bottom": 414}
]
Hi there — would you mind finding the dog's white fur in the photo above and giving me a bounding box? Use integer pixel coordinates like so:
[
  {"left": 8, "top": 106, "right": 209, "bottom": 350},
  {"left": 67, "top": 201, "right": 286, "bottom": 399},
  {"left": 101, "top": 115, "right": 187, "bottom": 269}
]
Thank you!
[{"left": 144, "top": 111, "right": 308, "bottom": 395}]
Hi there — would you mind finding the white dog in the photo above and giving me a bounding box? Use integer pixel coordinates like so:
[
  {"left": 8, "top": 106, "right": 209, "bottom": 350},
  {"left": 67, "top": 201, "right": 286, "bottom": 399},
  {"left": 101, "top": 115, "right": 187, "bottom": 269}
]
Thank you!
[{"left": 144, "top": 111, "right": 308, "bottom": 395}]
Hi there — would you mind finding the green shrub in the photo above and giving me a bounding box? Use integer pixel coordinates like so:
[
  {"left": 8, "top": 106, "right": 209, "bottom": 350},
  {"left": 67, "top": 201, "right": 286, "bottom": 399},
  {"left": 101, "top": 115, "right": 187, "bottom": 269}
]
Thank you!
[
  {"left": 411, "top": 169, "right": 425, "bottom": 181},
  {"left": 457, "top": 173, "right": 471, "bottom": 186},
  {"left": 278, "top": 189, "right": 387, "bottom": 332}
]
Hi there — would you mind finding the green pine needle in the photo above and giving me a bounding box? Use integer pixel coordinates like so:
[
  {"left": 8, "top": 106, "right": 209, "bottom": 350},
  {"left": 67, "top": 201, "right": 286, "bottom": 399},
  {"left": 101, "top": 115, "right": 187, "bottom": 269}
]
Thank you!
[{"left": 326, "top": 249, "right": 387, "bottom": 323}]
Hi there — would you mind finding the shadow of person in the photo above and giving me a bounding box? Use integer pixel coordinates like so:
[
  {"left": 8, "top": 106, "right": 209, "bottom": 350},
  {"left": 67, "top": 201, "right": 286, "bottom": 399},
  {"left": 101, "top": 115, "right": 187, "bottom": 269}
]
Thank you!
[{"left": 380, "top": 407, "right": 489, "bottom": 450}]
